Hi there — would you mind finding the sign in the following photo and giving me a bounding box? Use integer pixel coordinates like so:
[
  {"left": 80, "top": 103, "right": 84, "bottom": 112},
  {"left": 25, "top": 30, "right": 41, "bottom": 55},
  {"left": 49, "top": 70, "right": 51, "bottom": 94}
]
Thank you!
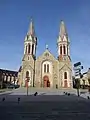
[
  {"left": 74, "top": 62, "right": 81, "bottom": 67},
  {"left": 75, "top": 75, "right": 80, "bottom": 79},
  {"left": 75, "top": 73, "right": 80, "bottom": 76},
  {"left": 73, "top": 67, "right": 81, "bottom": 71},
  {"left": 75, "top": 71, "right": 81, "bottom": 74}
]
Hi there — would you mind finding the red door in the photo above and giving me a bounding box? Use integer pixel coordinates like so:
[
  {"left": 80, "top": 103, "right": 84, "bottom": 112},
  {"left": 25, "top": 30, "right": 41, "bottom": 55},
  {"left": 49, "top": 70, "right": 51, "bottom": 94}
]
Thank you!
[
  {"left": 47, "top": 80, "right": 50, "bottom": 87},
  {"left": 43, "top": 76, "right": 50, "bottom": 87},
  {"left": 44, "top": 80, "right": 47, "bottom": 87},
  {"left": 64, "top": 80, "right": 67, "bottom": 88}
]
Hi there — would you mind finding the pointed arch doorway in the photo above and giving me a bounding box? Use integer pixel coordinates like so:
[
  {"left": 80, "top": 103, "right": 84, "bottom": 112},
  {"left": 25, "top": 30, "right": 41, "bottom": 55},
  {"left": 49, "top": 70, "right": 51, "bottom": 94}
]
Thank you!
[{"left": 43, "top": 75, "right": 50, "bottom": 87}]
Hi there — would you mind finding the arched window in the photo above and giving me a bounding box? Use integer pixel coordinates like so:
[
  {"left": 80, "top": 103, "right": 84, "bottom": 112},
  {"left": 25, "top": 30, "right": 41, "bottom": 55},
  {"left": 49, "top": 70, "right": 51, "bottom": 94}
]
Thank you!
[
  {"left": 44, "top": 64, "right": 46, "bottom": 73},
  {"left": 60, "top": 46, "right": 62, "bottom": 55},
  {"left": 32, "top": 44, "right": 34, "bottom": 55},
  {"left": 63, "top": 45, "right": 66, "bottom": 55},
  {"left": 47, "top": 64, "right": 49, "bottom": 73},
  {"left": 28, "top": 44, "right": 30, "bottom": 54},
  {"left": 26, "top": 71, "right": 29, "bottom": 78},
  {"left": 64, "top": 72, "right": 67, "bottom": 79}
]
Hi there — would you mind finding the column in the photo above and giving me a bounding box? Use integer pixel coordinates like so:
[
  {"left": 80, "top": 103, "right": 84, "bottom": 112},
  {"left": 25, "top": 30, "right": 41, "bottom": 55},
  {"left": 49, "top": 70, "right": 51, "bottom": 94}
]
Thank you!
[
  {"left": 33, "top": 44, "right": 35, "bottom": 55},
  {"left": 62, "top": 45, "right": 63, "bottom": 55},
  {"left": 68, "top": 45, "right": 70, "bottom": 56},
  {"left": 25, "top": 44, "right": 27, "bottom": 54},
  {"left": 67, "top": 45, "right": 68, "bottom": 55},
  {"left": 7, "top": 76, "right": 10, "bottom": 82},
  {"left": 65, "top": 45, "right": 67, "bottom": 55},
  {"left": 24, "top": 44, "right": 26, "bottom": 54},
  {"left": 30, "top": 43, "right": 32, "bottom": 54},
  {"left": 58, "top": 45, "right": 60, "bottom": 55}
]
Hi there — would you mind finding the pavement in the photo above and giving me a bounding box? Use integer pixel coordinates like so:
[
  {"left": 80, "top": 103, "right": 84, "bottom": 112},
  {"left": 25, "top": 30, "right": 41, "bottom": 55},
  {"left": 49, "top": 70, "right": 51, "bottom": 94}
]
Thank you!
[
  {"left": 8, "top": 87, "right": 90, "bottom": 99},
  {"left": 0, "top": 88, "right": 90, "bottom": 120}
]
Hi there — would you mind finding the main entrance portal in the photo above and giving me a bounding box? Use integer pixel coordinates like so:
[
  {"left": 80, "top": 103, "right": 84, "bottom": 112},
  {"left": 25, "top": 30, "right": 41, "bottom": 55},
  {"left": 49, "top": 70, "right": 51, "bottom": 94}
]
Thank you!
[{"left": 43, "top": 75, "right": 50, "bottom": 87}]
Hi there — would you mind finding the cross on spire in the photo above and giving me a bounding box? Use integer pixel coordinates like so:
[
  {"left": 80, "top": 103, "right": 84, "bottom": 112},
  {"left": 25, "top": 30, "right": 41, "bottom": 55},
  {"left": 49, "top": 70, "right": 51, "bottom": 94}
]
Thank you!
[{"left": 46, "top": 44, "right": 48, "bottom": 49}]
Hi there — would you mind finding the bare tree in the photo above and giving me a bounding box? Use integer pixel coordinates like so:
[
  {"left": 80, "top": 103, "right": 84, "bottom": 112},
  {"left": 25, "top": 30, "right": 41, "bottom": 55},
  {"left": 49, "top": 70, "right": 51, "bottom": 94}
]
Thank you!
[{"left": 82, "top": 79, "right": 85, "bottom": 89}]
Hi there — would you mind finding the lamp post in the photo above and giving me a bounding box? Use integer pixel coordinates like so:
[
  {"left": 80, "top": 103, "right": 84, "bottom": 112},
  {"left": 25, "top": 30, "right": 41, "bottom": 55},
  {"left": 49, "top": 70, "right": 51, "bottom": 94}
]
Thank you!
[
  {"left": 75, "top": 78, "right": 80, "bottom": 96},
  {"left": 26, "top": 77, "right": 29, "bottom": 96},
  {"left": 87, "top": 68, "right": 90, "bottom": 93}
]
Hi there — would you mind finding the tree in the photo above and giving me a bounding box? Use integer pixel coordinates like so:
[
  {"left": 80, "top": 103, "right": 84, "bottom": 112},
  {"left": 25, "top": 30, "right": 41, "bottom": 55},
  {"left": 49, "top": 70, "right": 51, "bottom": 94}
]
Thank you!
[
  {"left": 82, "top": 79, "right": 85, "bottom": 89},
  {"left": 88, "top": 78, "right": 90, "bottom": 86},
  {"left": 87, "top": 68, "right": 90, "bottom": 93}
]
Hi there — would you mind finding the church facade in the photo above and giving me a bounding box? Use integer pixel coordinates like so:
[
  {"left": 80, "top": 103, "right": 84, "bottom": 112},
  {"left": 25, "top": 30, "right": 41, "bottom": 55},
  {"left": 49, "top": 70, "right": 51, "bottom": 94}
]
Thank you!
[{"left": 18, "top": 20, "right": 72, "bottom": 88}]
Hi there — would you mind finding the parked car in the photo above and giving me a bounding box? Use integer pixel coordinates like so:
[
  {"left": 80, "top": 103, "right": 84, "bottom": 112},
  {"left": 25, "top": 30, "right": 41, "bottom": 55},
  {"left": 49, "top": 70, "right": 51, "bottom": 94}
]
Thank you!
[{"left": 7, "top": 84, "right": 20, "bottom": 89}]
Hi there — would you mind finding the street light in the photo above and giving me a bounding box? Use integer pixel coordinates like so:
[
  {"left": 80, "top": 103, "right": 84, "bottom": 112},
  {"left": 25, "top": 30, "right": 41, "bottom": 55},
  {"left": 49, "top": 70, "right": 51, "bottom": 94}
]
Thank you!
[{"left": 75, "top": 78, "right": 80, "bottom": 97}]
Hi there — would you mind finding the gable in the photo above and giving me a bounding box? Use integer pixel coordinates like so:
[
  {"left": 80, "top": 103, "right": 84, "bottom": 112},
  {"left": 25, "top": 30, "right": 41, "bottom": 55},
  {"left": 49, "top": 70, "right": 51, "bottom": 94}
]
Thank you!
[
  {"left": 59, "top": 63, "right": 72, "bottom": 72},
  {"left": 36, "top": 49, "right": 57, "bottom": 62}
]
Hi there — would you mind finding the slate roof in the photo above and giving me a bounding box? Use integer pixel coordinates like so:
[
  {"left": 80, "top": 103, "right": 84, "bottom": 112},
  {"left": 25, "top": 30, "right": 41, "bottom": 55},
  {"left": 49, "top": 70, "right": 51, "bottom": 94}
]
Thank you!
[{"left": 0, "top": 69, "right": 18, "bottom": 77}]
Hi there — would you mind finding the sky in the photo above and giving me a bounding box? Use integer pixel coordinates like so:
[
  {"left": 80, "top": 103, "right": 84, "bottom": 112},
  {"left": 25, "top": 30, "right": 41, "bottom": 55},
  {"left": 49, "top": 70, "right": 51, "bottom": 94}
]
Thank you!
[{"left": 0, "top": 0, "right": 90, "bottom": 72}]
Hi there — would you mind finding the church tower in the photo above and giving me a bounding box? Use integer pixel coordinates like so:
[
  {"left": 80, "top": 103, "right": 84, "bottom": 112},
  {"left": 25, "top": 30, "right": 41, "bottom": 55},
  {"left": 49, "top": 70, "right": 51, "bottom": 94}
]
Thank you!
[
  {"left": 21, "top": 19, "right": 37, "bottom": 87},
  {"left": 57, "top": 20, "right": 71, "bottom": 62},
  {"left": 57, "top": 20, "right": 72, "bottom": 88},
  {"left": 24, "top": 19, "right": 37, "bottom": 59}
]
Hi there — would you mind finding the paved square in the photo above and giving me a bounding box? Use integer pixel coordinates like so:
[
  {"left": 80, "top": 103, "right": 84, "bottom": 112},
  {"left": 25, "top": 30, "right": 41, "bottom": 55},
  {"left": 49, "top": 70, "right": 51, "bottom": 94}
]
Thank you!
[{"left": 0, "top": 88, "right": 90, "bottom": 120}]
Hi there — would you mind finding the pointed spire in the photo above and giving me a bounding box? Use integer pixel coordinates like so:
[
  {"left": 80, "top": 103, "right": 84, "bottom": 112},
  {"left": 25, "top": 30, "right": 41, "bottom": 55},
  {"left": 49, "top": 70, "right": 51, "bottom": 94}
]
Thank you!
[
  {"left": 59, "top": 20, "right": 67, "bottom": 38},
  {"left": 27, "top": 18, "right": 35, "bottom": 36}
]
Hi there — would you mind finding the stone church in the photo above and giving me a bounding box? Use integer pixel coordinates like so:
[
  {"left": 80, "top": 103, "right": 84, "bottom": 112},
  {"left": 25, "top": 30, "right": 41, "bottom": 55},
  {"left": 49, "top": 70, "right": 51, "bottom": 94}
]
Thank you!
[{"left": 18, "top": 19, "right": 72, "bottom": 88}]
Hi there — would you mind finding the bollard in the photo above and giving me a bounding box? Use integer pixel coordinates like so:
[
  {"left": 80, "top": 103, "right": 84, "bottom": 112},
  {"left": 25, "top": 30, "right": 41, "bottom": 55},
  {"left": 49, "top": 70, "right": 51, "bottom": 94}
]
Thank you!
[
  {"left": 18, "top": 97, "right": 20, "bottom": 104},
  {"left": 68, "top": 93, "right": 70, "bottom": 96},
  {"left": 34, "top": 92, "right": 38, "bottom": 96},
  {"left": 87, "top": 96, "right": 89, "bottom": 99},
  {"left": 2, "top": 97, "right": 5, "bottom": 102}
]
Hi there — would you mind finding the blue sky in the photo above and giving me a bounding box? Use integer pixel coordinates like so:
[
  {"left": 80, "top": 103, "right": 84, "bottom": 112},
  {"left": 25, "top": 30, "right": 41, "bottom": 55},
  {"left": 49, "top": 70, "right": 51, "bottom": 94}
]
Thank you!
[{"left": 0, "top": 0, "right": 90, "bottom": 72}]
